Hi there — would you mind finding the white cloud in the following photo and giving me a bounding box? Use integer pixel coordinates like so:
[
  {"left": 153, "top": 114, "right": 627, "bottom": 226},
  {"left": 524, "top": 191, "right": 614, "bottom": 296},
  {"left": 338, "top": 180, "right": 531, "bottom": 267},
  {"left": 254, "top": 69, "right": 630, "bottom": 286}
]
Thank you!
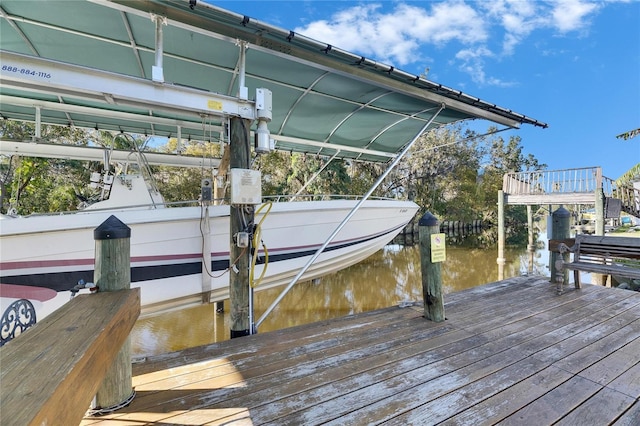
[
  {"left": 293, "top": 0, "right": 603, "bottom": 87},
  {"left": 480, "top": 0, "right": 547, "bottom": 54},
  {"left": 550, "top": 0, "right": 600, "bottom": 33},
  {"left": 455, "top": 46, "right": 516, "bottom": 87},
  {"left": 294, "top": 2, "right": 486, "bottom": 66}
]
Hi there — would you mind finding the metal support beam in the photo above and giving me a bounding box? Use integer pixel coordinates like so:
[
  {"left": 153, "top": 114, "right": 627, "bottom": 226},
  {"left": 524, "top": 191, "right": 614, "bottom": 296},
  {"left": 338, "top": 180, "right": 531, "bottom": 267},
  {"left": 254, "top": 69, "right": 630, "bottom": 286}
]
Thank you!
[
  {"left": 526, "top": 205, "right": 535, "bottom": 275},
  {"left": 0, "top": 51, "right": 256, "bottom": 120},
  {"left": 0, "top": 95, "right": 216, "bottom": 135},
  {"left": 35, "top": 105, "right": 41, "bottom": 138},
  {"left": 236, "top": 41, "right": 248, "bottom": 100},
  {"left": 0, "top": 139, "right": 220, "bottom": 169},
  {"left": 152, "top": 14, "right": 166, "bottom": 83}
]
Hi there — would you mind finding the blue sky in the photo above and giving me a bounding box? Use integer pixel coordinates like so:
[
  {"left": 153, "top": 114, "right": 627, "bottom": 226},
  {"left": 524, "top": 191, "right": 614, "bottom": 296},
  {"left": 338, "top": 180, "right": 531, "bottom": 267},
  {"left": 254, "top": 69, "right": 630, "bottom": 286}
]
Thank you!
[{"left": 211, "top": 0, "right": 639, "bottom": 180}]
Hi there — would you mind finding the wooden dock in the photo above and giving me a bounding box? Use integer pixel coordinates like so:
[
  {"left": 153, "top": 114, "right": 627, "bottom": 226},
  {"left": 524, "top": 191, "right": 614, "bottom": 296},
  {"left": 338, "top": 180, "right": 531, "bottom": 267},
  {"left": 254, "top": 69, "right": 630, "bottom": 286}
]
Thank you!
[{"left": 80, "top": 276, "right": 640, "bottom": 425}]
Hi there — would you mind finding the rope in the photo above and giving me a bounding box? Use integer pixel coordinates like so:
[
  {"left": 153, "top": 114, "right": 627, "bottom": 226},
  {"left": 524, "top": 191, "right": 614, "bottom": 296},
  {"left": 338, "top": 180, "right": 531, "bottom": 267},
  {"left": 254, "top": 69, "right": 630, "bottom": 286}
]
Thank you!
[{"left": 86, "top": 389, "right": 136, "bottom": 417}]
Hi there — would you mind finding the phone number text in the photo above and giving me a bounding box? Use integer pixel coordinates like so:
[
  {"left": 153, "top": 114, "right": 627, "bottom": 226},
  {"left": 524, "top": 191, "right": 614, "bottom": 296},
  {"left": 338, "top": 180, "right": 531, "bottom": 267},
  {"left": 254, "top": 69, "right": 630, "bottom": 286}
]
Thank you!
[{"left": 1, "top": 65, "right": 51, "bottom": 79}]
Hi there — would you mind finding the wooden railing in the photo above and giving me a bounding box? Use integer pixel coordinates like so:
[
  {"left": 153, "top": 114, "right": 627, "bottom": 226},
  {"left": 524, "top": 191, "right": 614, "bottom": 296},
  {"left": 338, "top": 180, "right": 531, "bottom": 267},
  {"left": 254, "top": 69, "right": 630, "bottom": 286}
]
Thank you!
[{"left": 0, "top": 289, "right": 140, "bottom": 426}]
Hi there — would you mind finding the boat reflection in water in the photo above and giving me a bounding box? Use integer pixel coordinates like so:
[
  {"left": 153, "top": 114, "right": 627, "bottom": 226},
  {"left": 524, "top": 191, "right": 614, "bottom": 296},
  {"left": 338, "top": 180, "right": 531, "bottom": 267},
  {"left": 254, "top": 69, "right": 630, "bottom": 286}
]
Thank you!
[{"left": 132, "top": 235, "right": 549, "bottom": 358}]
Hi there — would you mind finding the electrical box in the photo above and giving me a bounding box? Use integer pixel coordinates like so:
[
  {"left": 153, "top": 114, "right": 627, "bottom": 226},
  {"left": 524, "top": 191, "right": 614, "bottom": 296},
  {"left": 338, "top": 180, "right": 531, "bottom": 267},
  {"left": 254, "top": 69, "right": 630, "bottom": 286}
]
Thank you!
[
  {"left": 229, "top": 168, "right": 262, "bottom": 204},
  {"left": 201, "top": 178, "right": 213, "bottom": 201},
  {"left": 236, "top": 232, "right": 249, "bottom": 248}
]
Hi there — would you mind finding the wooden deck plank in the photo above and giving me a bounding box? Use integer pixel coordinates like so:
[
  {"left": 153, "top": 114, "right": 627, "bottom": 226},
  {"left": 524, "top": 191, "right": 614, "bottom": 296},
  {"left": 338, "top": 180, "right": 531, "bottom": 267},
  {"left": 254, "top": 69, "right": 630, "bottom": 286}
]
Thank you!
[
  {"left": 613, "top": 401, "right": 640, "bottom": 426},
  {"left": 605, "top": 359, "right": 640, "bottom": 399},
  {"left": 555, "top": 387, "right": 636, "bottom": 426},
  {"left": 135, "top": 309, "right": 432, "bottom": 383},
  {"left": 90, "top": 318, "right": 465, "bottom": 424},
  {"left": 496, "top": 375, "right": 604, "bottom": 425},
  {"left": 79, "top": 277, "right": 640, "bottom": 426},
  {"left": 313, "top": 295, "right": 640, "bottom": 424},
  {"left": 94, "top": 282, "right": 636, "bottom": 424},
  {"left": 439, "top": 366, "right": 575, "bottom": 425},
  {"left": 240, "top": 289, "right": 640, "bottom": 424},
  {"left": 112, "top": 282, "right": 592, "bottom": 422},
  {"left": 425, "top": 324, "right": 640, "bottom": 425},
  {"left": 554, "top": 322, "right": 640, "bottom": 381},
  {"left": 95, "top": 280, "right": 579, "bottom": 423}
]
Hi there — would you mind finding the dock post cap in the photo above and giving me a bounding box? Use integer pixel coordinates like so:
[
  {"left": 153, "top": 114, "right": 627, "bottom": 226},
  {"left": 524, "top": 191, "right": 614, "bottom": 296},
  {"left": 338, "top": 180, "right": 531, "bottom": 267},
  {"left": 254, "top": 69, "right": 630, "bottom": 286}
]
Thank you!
[
  {"left": 418, "top": 211, "right": 439, "bottom": 226},
  {"left": 94, "top": 215, "right": 131, "bottom": 240},
  {"left": 552, "top": 206, "right": 571, "bottom": 217}
]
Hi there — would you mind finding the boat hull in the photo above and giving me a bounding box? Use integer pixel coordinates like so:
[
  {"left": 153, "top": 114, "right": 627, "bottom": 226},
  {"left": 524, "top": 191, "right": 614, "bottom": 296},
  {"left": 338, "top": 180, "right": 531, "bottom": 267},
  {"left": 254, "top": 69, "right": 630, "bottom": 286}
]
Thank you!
[{"left": 0, "top": 199, "right": 418, "bottom": 319}]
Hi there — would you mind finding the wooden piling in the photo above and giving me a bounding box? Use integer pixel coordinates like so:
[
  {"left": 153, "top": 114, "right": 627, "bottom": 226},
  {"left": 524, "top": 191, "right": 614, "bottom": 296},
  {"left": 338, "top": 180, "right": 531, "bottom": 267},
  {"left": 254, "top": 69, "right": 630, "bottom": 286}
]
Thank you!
[
  {"left": 418, "top": 212, "right": 445, "bottom": 322},
  {"left": 229, "top": 116, "right": 252, "bottom": 338},
  {"left": 549, "top": 206, "right": 570, "bottom": 292},
  {"left": 497, "top": 189, "right": 506, "bottom": 280},
  {"left": 93, "top": 215, "right": 134, "bottom": 411},
  {"left": 526, "top": 205, "right": 535, "bottom": 275}
]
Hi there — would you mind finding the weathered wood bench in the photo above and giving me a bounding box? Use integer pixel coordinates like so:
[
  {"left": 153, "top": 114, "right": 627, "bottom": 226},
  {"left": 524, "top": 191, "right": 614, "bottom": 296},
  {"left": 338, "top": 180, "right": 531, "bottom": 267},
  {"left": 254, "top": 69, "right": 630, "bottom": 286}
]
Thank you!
[
  {"left": 0, "top": 289, "right": 139, "bottom": 426},
  {"left": 552, "top": 235, "right": 640, "bottom": 288}
]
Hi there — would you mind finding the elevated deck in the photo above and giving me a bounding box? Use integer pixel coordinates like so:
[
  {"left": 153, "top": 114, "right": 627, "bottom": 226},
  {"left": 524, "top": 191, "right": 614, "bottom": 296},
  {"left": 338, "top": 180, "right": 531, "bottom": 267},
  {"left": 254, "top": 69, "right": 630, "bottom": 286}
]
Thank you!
[
  {"left": 503, "top": 167, "right": 639, "bottom": 218},
  {"left": 80, "top": 276, "right": 640, "bottom": 425}
]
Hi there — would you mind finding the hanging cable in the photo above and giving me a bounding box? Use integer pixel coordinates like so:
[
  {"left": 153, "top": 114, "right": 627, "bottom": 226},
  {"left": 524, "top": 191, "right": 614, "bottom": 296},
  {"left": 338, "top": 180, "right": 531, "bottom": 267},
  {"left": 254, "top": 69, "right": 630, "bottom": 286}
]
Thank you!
[
  {"left": 199, "top": 199, "right": 249, "bottom": 279},
  {"left": 250, "top": 202, "right": 272, "bottom": 288}
]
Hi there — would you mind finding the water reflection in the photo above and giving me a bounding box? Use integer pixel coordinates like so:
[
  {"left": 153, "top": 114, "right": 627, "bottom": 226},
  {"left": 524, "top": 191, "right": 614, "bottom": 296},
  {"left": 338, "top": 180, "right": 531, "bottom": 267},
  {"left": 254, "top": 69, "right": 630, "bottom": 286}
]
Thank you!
[{"left": 131, "top": 232, "right": 550, "bottom": 358}]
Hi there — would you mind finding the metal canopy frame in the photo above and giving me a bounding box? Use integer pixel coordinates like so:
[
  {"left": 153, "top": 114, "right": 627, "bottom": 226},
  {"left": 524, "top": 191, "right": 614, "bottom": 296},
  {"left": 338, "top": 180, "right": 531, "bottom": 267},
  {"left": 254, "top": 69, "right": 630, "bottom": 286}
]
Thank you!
[{"left": 0, "top": 0, "right": 546, "bottom": 164}]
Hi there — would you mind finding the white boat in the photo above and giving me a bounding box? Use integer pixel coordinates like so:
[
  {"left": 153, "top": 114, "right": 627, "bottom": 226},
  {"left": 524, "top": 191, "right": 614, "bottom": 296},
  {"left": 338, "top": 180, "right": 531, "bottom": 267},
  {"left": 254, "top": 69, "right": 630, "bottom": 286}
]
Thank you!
[{"left": 0, "top": 160, "right": 418, "bottom": 322}]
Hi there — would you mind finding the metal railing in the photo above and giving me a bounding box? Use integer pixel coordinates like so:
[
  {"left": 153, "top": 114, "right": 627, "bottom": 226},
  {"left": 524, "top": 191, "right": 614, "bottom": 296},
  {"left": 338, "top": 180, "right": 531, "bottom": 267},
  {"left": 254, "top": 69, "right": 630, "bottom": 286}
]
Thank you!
[
  {"left": 502, "top": 166, "right": 602, "bottom": 195},
  {"left": 503, "top": 167, "right": 639, "bottom": 216}
]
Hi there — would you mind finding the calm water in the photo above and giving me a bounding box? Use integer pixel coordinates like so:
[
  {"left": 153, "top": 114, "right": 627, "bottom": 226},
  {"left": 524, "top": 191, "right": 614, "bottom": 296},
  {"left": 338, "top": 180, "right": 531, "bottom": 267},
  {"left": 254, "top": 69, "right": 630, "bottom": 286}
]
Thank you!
[{"left": 131, "top": 232, "right": 550, "bottom": 358}]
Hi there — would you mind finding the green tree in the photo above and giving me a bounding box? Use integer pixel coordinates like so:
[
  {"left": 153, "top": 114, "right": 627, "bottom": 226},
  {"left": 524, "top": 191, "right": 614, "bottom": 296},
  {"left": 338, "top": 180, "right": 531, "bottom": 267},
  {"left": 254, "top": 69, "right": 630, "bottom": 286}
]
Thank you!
[
  {"left": 255, "top": 152, "right": 356, "bottom": 199},
  {"left": 395, "top": 125, "right": 480, "bottom": 220},
  {"left": 476, "top": 130, "right": 546, "bottom": 245},
  {"left": 152, "top": 138, "right": 221, "bottom": 204},
  {"left": 0, "top": 121, "right": 94, "bottom": 214}
]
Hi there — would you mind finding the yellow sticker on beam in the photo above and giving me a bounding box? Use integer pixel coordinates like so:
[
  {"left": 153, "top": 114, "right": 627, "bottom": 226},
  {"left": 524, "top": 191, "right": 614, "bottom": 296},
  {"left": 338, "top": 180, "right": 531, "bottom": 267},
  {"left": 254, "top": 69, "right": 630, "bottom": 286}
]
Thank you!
[
  {"left": 431, "top": 233, "right": 446, "bottom": 263},
  {"left": 207, "top": 100, "right": 223, "bottom": 110}
]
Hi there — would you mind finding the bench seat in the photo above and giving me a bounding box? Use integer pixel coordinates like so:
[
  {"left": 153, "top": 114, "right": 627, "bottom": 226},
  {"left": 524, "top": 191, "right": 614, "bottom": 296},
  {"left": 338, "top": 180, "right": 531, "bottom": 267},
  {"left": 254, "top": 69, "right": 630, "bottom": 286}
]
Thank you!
[
  {"left": 564, "top": 261, "right": 640, "bottom": 280},
  {"left": 556, "top": 235, "right": 640, "bottom": 289}
]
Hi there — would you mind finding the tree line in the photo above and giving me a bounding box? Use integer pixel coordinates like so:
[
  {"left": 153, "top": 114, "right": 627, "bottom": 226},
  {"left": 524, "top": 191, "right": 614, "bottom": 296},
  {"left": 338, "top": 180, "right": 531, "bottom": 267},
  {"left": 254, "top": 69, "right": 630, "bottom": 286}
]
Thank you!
[{"left": 1, "top": 120, "right": 545, "bottom": 246}]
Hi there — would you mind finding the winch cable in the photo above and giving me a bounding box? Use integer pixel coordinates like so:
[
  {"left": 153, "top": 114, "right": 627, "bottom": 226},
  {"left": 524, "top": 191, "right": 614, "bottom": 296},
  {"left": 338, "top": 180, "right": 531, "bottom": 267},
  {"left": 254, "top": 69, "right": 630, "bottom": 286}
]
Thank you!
[
  {"left": 200, "top": 203, "right": 249, "bottom": 279},
  {"left": 250, "top": 202, "right": 272, "bottom": 288}
]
